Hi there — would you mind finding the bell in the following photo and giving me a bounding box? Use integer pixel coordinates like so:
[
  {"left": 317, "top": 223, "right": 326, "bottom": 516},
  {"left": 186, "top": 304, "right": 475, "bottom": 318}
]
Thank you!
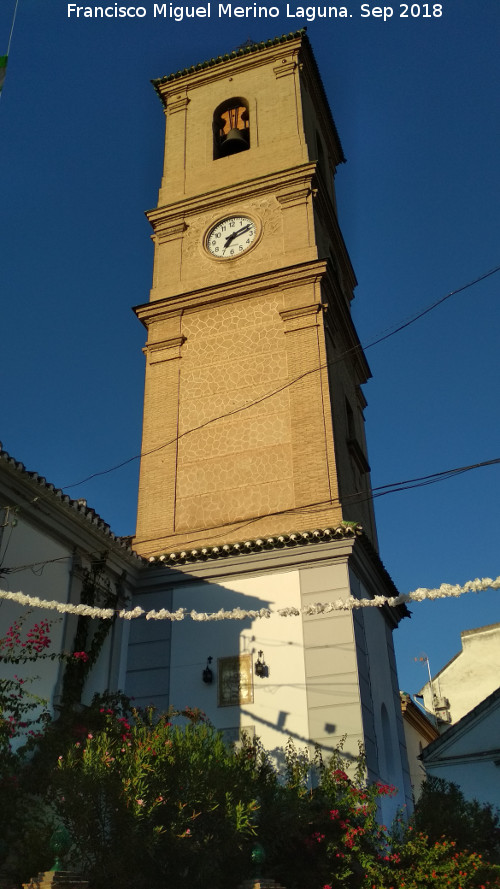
[{"left": 219, "top": 127, "right": 249, "bottom": 156}]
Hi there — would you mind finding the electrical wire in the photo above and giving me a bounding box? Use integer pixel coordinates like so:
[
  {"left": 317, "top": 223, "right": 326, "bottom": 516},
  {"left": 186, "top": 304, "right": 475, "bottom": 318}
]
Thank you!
[
  {"left": 5, "top": 0, "right": 19, "bottom": 55},
  {"left": 3, "top": 455, "right": 498, "bottom": 568},
  {"left": 0, "top": 0, "right": 19, "bottom": 104},
  {"left": 62, "top": 263, "right": 500, "bottom": 491}
]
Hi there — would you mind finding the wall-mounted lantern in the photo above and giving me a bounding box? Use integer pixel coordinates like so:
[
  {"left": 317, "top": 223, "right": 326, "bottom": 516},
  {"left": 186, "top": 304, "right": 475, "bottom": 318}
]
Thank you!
[
  {"left": 255, "top": 651, "right": 268, "bottom": 678},
  {"left": 202, "top": 656, "right": 213, "bottom": 684}
]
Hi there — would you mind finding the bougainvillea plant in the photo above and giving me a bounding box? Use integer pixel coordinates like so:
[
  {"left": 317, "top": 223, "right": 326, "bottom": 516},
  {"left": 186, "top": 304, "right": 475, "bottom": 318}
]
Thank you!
[{"left": 0, "top": 614, "right": 56, "bottom": 752}]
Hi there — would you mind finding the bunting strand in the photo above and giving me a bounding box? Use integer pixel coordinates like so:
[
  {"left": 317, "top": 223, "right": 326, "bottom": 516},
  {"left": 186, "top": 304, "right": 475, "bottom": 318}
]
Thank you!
[{"left": 0, "top": 576, "right": 498, "bottom": 622}]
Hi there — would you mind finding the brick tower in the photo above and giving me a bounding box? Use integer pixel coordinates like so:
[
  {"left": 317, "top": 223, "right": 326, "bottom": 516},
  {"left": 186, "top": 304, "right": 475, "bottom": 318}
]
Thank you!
[
  {"left": 133, "top": 30, "right": 377, "bottom": 558},
  {"left": 127, "top": 33, "right": 412, "bottom": 819}
]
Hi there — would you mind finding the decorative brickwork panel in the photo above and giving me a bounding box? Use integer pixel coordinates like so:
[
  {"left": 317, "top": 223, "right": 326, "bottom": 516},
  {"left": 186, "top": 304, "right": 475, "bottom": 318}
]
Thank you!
[{"left": 174, "top": 292, "right": 293, "bottom": 533}]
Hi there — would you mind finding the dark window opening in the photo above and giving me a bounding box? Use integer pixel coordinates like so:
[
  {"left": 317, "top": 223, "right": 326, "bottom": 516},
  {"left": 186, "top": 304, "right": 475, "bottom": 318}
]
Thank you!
[{"left": 345, "top": 397, "right": 356, "bottom": 441}]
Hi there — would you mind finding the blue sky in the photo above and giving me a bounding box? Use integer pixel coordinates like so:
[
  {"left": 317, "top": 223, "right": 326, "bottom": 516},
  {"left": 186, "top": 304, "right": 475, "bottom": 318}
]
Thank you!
[{"left": 1, "top": 0, "right": 499, "bottom": 698}]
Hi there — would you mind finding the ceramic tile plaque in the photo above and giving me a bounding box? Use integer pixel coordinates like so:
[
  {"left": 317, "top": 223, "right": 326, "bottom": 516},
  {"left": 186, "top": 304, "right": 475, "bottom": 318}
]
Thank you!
[{"left": 217, "top": 654, "right": 253, "bottom": 707}]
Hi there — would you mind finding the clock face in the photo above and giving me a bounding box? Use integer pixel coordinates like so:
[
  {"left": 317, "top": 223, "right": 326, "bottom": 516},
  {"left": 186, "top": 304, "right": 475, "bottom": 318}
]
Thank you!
[{"left": 206, "top": 215, "right": 257, "bottom": 258}]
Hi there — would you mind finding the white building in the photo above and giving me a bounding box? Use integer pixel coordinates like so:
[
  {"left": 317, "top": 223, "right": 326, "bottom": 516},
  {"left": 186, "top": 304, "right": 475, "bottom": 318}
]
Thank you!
[
  {"left": 0, "top": 444, "right": 140, "bottom": 731},
  {"left": 419, "top": 623, "right": 500, "bottom": 725},
  {"left": 421, "top": 688, "right": 500, "bottom": 809}
]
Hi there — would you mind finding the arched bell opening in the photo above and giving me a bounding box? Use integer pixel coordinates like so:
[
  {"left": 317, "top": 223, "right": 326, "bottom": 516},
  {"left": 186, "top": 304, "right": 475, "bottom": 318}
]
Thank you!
[{"left": 213, "top": 98, "right": 250, "bottom": 159}]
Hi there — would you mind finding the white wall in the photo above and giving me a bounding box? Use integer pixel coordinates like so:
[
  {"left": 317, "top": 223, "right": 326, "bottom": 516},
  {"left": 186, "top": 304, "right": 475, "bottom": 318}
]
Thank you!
[
  {"left": 402, "top": 719, "right": 429, "bottom": 800},
  {"left": 168, "top": 567, "right": 310, "bottom": 760},
  {"left": 422, "top": 624, "right": 500, "bottom": 723},
  {"left": 1, "top": 500, "right": 137, "bottom": 740},
  {"left": 0, "top": 515, "right": 72, "bottom": 727},
  {"left": 126, "top": 543, "right": 412, "bottom": 818}
]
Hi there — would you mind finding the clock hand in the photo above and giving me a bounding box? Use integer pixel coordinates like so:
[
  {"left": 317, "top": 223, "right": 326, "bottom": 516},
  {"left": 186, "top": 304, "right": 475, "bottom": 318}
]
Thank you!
[{"left": 223, "top": 224, "right": 251, "bottom": 250}]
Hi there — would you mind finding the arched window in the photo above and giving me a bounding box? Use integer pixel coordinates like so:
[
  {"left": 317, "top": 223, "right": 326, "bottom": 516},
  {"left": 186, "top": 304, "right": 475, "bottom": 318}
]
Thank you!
[{"left": 213, "top": 98, "right": 250, "bottom": 159}]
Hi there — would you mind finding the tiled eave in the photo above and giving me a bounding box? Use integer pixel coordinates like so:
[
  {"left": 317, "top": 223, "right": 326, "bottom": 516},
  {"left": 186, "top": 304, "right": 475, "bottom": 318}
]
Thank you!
[
  {"left": 0, "top": 445, "right": 142, "bottom": 562},
  {"left": 144, "top": 523, "right": 408, "bottom": 622},
  {"left": 152, "top": 30, "right": 307, "bottom": 89},
  {"left": 147, "top": 523, "right": 362, "bottom": 565}
]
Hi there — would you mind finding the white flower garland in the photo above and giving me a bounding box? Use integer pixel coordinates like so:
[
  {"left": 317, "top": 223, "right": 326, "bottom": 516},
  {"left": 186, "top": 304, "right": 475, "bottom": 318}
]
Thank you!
[{"left": 0, "top": 577, "right": 498, "bottom": 621}]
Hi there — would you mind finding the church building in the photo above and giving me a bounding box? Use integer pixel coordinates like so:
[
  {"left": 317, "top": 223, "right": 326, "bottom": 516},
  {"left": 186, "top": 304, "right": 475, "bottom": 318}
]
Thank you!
[{"left": 124, "top": 31, "right": 413, "bottom": 818}]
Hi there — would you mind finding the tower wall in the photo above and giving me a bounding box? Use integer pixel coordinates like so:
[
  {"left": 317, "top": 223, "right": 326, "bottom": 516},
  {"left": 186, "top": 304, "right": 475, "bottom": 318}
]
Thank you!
[{"left": 134, "top": 35, "right": 376, "bottom": 556}]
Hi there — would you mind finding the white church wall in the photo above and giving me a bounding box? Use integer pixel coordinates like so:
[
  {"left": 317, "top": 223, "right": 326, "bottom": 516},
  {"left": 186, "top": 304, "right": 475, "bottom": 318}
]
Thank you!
[
  {"left": 125, "top": 538, "right": 411, "bottom": 810},
  {"left": 350, "top": 568, "right": 413, "bottom": 820},
  {"left": 426, "top": 758, "right": 500, "bottom": 809},
  {"left": 1, "top": 454, "right": 141, "bottom": 739},
  {"left": 125, "top": 590, "right": 173, "bottom": 713},
  {"left": 299, "top": 559, "right": 364, "bottom": 760},
  {"left": 0, "top": 514, "right": 71, "bottom": 720},
  {"left": 422, "top": 689, "right": 500, "bottom": 809},
  {"left": 168, "top": 567, "right": 310, "bottom": 760}
]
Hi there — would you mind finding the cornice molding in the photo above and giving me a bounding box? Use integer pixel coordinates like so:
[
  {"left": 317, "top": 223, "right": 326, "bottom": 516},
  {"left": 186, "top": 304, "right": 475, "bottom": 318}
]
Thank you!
[
  {"left": 153, "top": 34, "right": 305, "bottom": 97},
  {"left": 146, "top": 164, "right": 317, "bottom": 227},
  {"left": 134, "top": 259, "right": 328, "bottom": 322}
]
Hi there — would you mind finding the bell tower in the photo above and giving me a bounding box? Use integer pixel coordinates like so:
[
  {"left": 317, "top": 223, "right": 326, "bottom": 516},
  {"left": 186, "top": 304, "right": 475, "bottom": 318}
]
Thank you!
[
  {"left": 133, "top": 31, "right": 377, "bottom": 558},
  {"left": 127, "top": 34, "right": 412, "bottom": 817}
]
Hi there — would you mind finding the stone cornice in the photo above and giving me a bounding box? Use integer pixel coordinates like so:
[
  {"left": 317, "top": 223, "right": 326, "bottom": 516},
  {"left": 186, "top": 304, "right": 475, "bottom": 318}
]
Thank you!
[
  {"left": 133, "top": 259, "right": 328, "bottom": 323},
  {"left": 153, "top": 33, "right": 305, "bottom": 96},
  {"left": 145, "top": 523, "right": 361, "bottom": 567},
  {"left": 134, "top": 523, "right": 406, "bottom": 625},
  {"left": 146, "top": 164, "right": 317, "bottom": 228}
]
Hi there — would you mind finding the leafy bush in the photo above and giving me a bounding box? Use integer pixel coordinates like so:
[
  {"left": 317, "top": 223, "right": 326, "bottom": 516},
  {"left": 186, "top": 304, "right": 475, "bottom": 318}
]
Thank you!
[
  {"left": 52, "top": 703, "right": 266, "bottom": 889},
  {"left": 413, "top": 777, "right": 500, "bottom": 863},
  {"left": 2, "top": 617, "right": 500, "bottom": 889},
  {"left": 51, "top": 705, "right": 500, "bottom": 889}
]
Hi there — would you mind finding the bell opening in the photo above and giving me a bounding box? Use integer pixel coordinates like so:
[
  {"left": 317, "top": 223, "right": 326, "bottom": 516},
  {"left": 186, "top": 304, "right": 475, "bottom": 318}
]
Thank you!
[{"left": 214, "top": 100, "right": 250, "bottom": 160}]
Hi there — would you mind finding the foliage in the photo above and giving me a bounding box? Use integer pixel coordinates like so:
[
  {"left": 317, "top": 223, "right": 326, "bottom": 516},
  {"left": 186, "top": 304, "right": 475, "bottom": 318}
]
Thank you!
[
  {"left": 0, "top": 573, "right": 119, "bottom": 888},
  {"left": 0, "top": 614, "right": 61, "bottom": 885},
  {"left": 59, "top": 564, "right": 121, "bottom": 708},
  {"left": 0, "top": 614, "right": 54, "bottom": 752},
  {"left": 48, "top": 713, "right": 500, "bottom": 889},
  {"left": 412, "top": 777, "right": 500, "bottom": 863},
  {"left": 1, "top": 616, "right": 500, "bottom": 889},
  {"left": 52, "top": 703, "right": 267, "bottom": 889},
  {"left": 364, "top": 827, "right": 500, "bottom": 888}
]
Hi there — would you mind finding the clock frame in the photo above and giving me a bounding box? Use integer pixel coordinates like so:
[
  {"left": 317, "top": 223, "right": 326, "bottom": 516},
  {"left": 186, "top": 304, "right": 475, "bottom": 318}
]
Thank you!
[{"left": 205, "top": 214, "right": 260, "bottom": 260}]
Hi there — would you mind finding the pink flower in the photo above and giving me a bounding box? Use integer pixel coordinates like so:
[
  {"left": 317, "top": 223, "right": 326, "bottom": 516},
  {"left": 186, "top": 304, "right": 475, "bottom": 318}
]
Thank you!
[{"left": 73, "top": 651, "right": 89, "bottom": 662}]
